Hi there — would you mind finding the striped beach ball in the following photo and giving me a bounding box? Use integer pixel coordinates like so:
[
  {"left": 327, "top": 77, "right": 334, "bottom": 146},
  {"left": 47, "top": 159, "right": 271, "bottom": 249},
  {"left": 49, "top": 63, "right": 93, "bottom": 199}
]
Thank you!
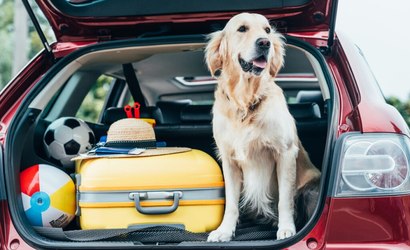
[{"left": 20, "top": 164, "right": 75, "bottom": 228}]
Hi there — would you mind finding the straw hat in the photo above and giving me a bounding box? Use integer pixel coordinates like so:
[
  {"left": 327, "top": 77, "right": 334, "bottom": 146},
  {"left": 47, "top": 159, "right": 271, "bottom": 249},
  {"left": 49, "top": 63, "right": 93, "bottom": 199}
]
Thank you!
[
  {"left": 105, "top": 118, "right": 191, "bottom": 157},
  {"left": 72, "top": 119, "right": 190, "bottom": 160},
  {"left": 106, "top": 118, "right": 157, "bottom": 148}
]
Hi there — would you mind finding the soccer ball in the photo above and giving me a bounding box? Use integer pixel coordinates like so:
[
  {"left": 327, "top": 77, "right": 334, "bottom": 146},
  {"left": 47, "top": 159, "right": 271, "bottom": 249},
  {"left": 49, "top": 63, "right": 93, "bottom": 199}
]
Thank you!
[
  {"left": 20, "top": 164, "right": 75, "bottom": 228},
  {"left": 43, "top": 117, "right": 95, "bottom": 168}
]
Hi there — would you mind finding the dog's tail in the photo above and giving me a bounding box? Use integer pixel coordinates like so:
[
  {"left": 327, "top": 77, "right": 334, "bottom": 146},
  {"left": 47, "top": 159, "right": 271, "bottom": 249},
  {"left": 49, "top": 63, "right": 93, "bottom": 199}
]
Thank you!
[
  {"left": 294, "top": 176, "right": 320, "bottom": 230},
  {"left": 238, "top": 177, "right": 320, "bottom": 229}
]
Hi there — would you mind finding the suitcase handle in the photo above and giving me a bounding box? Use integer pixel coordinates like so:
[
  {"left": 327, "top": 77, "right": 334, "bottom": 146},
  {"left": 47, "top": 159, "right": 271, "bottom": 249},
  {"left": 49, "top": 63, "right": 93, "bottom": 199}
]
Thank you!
[{"left": 129, "top": 191, "right": 182, "bottom": 215}]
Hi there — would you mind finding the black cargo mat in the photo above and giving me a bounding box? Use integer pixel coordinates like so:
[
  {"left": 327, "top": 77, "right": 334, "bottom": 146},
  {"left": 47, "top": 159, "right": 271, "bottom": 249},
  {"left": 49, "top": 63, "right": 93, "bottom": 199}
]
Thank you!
[{"left": 34, "top": 223, "right": 277, "bottom": 243}]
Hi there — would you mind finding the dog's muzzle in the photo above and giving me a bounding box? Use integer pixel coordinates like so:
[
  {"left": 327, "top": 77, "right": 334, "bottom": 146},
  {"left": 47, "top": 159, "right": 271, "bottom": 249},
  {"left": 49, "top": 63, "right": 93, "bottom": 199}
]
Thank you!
[
  {"left": 238, "top": 38, "right": 271, "bottom": 76},
  {"left": 239, "top": 54, "right": 268, "bottom": 76}
]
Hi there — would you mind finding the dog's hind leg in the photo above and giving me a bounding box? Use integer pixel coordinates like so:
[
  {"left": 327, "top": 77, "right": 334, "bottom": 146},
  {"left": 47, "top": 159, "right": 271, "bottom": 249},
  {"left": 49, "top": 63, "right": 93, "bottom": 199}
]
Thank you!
[
  {"left": 207, "top": 156, "right": 242, "bottom": 242},
  {"left": 276, "top": 144, "right": 298, "bottom": 240}
]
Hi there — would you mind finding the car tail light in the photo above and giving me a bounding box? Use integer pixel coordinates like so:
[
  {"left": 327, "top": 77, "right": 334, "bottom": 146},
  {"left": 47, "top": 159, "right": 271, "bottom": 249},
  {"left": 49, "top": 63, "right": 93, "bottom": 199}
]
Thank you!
[{"left": 333, "top": 133, "right": 410, "bottom": 197}]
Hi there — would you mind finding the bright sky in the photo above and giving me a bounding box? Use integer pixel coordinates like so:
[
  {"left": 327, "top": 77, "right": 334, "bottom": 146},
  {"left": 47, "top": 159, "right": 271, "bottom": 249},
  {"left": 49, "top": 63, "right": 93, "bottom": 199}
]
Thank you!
[{"left": 337, "top": 0, "right": 410, "bottom": 101}]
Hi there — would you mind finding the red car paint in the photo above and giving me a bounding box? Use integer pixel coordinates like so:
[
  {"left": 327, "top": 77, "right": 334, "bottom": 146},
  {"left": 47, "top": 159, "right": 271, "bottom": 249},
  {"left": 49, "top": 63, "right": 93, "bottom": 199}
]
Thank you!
[
  {"left": 1, "top": 0, "right": 410, "bottom": 249},
  {"left": 36, "top": 0, "right": 334, "bottom": 42},
  {"left": 0, "top": 53, "right": 52, "bottom": 145}
]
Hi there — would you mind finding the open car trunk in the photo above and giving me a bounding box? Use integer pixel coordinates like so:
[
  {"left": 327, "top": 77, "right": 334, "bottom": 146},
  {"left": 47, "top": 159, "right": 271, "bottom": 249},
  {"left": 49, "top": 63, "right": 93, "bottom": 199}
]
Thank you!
[{"left": 4, "top": 34, "right": 335, "bottom": 249}]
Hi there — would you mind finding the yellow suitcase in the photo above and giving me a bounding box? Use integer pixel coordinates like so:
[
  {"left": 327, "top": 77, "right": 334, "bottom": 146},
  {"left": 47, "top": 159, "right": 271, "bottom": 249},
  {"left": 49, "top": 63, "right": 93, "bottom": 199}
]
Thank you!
[{"left": 75, "top": 149, "right": 224, "bottom": 233}]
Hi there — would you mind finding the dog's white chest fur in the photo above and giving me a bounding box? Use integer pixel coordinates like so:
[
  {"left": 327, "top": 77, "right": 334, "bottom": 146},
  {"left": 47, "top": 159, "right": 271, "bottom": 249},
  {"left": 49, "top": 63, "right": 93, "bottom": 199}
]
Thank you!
[
  {"left": 212, "top": 89, "right": 299, "bottom": 218},
  {"left": 213, "top": 89, "right": 297, "bottom": 163}
]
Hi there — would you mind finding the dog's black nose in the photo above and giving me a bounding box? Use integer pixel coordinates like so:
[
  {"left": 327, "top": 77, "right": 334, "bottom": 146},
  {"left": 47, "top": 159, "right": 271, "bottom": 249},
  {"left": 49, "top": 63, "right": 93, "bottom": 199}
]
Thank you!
[{"left": 256, "top": 38, "right": 270, "bottom": 50}]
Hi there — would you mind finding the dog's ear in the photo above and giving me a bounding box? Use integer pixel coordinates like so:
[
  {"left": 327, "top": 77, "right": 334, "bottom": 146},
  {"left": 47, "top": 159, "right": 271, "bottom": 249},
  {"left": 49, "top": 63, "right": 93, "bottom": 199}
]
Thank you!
[
  {"left": 205, "top": 30, "right": 226, "bottom": 77},
  {"left": 269, "top": 31, "right": 285, "bottom": 78}
]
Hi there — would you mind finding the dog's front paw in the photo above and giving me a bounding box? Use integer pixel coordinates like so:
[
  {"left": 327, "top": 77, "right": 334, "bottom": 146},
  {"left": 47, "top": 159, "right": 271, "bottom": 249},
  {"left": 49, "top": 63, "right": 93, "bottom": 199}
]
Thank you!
[
  {"left": 277, "top": 225, "right": 296, "bottom": 240},
  {"left": 207, "top": 228, "right": 235, "bottom": 242}
]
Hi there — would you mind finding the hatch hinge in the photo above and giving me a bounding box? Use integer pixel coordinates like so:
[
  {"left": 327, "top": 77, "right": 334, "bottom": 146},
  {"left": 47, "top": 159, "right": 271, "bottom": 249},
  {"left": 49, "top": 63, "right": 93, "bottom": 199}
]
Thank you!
[
  {"left": 319, "top": 46, "right": 331, "bottom": 55},
  {"left": 22, "top": 0, "right": 55, "bottom": 62}
]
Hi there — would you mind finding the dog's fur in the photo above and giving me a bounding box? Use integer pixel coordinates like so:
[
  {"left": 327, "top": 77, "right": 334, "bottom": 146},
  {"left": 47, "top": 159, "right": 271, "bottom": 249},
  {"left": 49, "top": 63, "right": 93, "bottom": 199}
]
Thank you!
[{"left": 205, "top": 13, "right": 321, "bottom": 242}]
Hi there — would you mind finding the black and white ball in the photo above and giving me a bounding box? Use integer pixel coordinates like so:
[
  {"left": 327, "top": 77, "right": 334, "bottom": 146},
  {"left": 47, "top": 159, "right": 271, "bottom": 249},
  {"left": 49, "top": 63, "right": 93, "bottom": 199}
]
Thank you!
[{"left": 43, "top": 117, "right": 95, "bottom": 168}]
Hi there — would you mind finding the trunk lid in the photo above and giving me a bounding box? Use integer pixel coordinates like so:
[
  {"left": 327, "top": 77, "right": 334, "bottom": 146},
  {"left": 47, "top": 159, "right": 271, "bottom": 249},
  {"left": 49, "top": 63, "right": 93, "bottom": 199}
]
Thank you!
[{"left": 29, "top": 0, "right": 338, "bottom": 46}]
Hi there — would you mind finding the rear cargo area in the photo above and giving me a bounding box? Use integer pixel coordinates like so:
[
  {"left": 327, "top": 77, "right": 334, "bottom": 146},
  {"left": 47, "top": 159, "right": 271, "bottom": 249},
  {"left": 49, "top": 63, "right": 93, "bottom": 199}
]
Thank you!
[{"left": 4, "top": 36, "right": 332, "bottom": 248}]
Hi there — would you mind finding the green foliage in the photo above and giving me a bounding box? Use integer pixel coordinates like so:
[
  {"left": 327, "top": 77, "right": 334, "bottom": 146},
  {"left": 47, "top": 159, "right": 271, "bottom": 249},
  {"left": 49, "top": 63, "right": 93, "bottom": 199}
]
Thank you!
[
  {"left": 386, "top": 96, "right": 410, "bottom": 126},
  {"left": 0, "top": 29, "right": 12, "bottom": 88},
  {"left": 0, "top": 0, "right": 13, "bottom": 89},
  {"left": 0, "top": 0, "right": 13, "bottom": 29},
  {"left": 29, "top": 28, "right": 44, "bottom": 59},
  {"left": 76, "top": 75, "right": 113, "bottom": 123},
  {"left": 0, "top": 0, "right": 55, "bottom": 89}
]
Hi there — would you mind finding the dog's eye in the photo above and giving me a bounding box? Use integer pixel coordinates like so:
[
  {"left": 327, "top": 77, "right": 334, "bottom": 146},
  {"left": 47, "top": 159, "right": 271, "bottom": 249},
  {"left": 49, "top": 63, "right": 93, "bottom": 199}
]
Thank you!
[
  {"left": 265, "top": 27, "right": 271, "bottom": 34},
  {"left": 237, "top": 25, "right": 248, "bottom": 33}
]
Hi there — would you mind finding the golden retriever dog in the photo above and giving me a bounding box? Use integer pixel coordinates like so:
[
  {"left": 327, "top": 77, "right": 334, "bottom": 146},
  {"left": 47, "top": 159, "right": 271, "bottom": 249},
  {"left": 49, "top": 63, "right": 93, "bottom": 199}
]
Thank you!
[{"left": 205, "top": 13, "right": 321, "bottom": 242}]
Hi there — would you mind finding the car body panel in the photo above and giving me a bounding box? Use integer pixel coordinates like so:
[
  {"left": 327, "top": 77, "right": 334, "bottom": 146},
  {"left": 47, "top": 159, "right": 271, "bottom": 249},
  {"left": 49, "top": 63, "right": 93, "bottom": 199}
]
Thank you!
[
  {"left": 2, "top": 145, "right": 32, "bottom": 250},
  {"left": 0, "top": 52, "right": 50, "bottom": 117},
  {"left": 0, "top": 146, "right": 5, "bottom": 250},
  {"left": 1, "top": 202, "right": 33, "bottom": 250},
  {"left": 34, "top": 0, "right": 337, "bottom": 42},
  {"left": 336, "top": 32, "right": 410, "bottom": 136},
  {"left": 288, "top": 197, "right": 331, "bottom": 249},
  {"left": 0, "top": 52, "right": 52, "bottom": 145},
  {"left": 326, "top": 196, "right": 410, "bottom": 244},
  {"left": 52, "top": 41, "right": 97, "bottom": 59},
  {"left": 281, "top": 196, "right": 410, "bottom": 249}
]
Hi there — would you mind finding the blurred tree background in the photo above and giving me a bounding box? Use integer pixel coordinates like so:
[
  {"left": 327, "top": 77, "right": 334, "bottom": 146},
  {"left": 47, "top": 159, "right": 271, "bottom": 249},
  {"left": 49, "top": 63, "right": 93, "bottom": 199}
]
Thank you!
[
  {"left": 0, "top": 0, "right": 409, "bottom": 126},
  {"left": 387, "top": 96, "right": 410, "bottom": 126},
  {"left": 0, "top": 0, "right": 111, "bottom": 123},
  {"left": 0, "top": 0, "right": 52, "bottom": 89},
  {"left": 0, "top": 0, "right": 14, "bottom": 87},
  {"left": 76, "top": 75, "right": 113, "bottom": 123}
]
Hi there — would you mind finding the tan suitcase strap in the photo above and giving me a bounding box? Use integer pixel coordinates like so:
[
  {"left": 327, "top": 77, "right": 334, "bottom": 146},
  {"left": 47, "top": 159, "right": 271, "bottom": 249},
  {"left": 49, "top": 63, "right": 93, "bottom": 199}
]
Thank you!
[
  {"left": 79, "top": 187, "right": 224, "bottom": 203},
  {"left": 78, "top": 187, "right": 225, "bottom": 214}
]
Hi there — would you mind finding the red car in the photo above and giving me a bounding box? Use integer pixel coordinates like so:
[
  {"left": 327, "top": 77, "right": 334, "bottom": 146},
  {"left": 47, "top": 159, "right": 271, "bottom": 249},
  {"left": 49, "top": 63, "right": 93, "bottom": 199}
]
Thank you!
[{"left": 1, "top": 0, "right": 410, "bottom": 249}]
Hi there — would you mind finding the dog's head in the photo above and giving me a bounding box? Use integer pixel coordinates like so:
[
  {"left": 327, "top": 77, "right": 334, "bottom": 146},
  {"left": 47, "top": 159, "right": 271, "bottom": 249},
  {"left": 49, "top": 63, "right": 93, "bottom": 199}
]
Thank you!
[{"left": 206, "top": 13, "right": 285, "bottom": 78}]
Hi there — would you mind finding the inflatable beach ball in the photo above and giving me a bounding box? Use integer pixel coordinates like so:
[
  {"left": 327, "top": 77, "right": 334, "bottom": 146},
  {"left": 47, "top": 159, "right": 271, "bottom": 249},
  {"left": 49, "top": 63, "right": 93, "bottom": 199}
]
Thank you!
[{"left": 20, "top": 164, "right": 75, "bottom": 228}]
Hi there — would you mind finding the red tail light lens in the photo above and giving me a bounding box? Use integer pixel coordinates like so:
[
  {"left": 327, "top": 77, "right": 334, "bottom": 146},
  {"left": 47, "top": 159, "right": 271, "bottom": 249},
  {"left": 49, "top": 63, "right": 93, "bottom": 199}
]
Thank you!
[
  {"left": 333, "top": 133, "right": 410, "bottom": 197},
  {"left": 365, "top": 140, "right": 408, "bottom": 189}
]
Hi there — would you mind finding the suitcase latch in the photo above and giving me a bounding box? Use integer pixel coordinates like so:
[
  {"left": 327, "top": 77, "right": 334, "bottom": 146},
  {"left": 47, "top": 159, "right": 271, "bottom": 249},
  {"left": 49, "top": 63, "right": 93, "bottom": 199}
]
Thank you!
[{"left": 129, "top": 191, "right": 183, "bottom": 215}]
